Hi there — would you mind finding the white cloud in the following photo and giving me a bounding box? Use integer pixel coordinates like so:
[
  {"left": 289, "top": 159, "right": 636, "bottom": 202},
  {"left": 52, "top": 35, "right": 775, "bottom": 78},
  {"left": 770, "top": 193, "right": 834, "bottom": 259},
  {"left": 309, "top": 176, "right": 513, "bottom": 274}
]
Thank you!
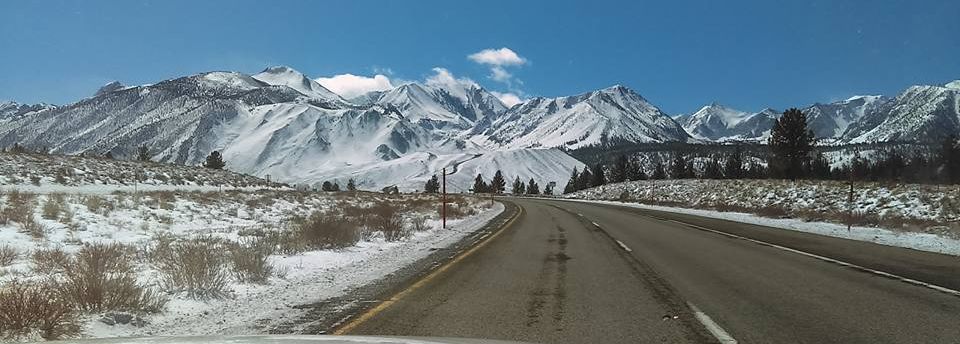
[
  {"left": 491, "top": 91, "right": 523, "bottom": 107},
  {"left": 425, "top": 67, "right": 477, "bottom": 88},
  {"left": 315, "top": 73, "right": 394, "bottom": 99},
  {"left": 490, "top": 66, "right": 512, "bottom": 83},
  {"left": 468, "top": 47, "right": 527, "bottom": 86},
  {"left": 468, "top": 47, "right": 527, "bottom": 66}
]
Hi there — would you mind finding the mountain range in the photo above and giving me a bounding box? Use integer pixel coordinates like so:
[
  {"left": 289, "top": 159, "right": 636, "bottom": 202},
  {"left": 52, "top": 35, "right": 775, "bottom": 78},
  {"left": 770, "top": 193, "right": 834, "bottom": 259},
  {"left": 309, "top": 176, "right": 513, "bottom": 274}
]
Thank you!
[{"left": 0, "top": 66, "right": 957, "bottom": 190}]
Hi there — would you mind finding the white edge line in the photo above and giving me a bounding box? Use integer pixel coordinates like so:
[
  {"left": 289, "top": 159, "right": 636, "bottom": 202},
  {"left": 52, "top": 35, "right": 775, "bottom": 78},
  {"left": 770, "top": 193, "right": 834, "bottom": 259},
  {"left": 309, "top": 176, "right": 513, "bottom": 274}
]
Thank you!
[
  {"left": 687, "top": 302, "right": 738, "bottom": 344},
  {"left": 591, "top": 221, "right": 601, "bottom": 228},
  {"left": 668, "top": 219, "right": 960, "bottom": 298},
  {"left": 615, "top": 239, "right": 633, "bottom": 252}
]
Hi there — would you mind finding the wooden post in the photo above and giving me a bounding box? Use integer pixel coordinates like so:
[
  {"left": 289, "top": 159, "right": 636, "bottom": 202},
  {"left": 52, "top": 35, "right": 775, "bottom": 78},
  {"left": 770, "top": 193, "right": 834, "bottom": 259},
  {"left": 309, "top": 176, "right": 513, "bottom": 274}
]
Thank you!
[
  {"left": 442, "top": 167, "right": 447, "bottom": 229},
  {"left": 848, "top": 168, "right": 854, "bottom": 232}
]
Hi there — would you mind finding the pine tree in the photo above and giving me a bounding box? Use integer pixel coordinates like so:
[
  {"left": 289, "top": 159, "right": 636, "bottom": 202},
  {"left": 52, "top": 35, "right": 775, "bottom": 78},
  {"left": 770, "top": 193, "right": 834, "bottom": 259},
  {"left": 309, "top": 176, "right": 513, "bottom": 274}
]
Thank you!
[
  {"left": 473, "top": 173, "right": 488, "bottom": 193},
  {"left": 563, "top": 167, "right": 580, "bottom": 194},
  {"left": 104, "top": 151, "right": 114, "bottom": 160},
  {"left": 526, "top": 178, "right": 540, "bottom": 195},
  {"left": 578, "top": 169, "right": 593, "bottom": 190},
  {"left": 424, "top": 175, "right": 440, "bottom": 193},
  {"left": 670, "top": 154, "right": 688, "bottom": 179},
  {"left": 10, "top": 143, "right": 26, "bottom": 154},
  {"left": 809, "top": 152, "right": 831, "bottom": 179},
  {"left": 204, "top": 150, "right": 226, "bottom": 169},
  {"left": 938, "top": 135, "right": 960, "bottom": 184},
  {"left": 626, "top": 158, "right": 646, "bottom": 181},
  {"left": 611, "top": 154, "right": 629, "bottom": 183},
  {"left": 651, "top": 162, "right": 667, "bottom": 180},
  {"left": 332, "top": 182, "right": 341, "bottom": 192},
  {"left": 491, "top": 170, "right": 507, "bottom": 194},
  {"left": 768, "top": 108, "right": 814, "bottom": 180},
  {"left": 704, "top": 157, "right": 723, "bottom": 179},
  {"left": 347, "top": 178, "right": 357, "bottom": 191},
  {"left": 723, "top": 146, "right": 744, "bottom": 179},
  {"left": 136, "top": 145, "right": 151, "bottom": 162},
  {"left": 512, "top": 176, "right": 524, "bottom": 194},
  {"left": 591, "top": 163, "right": 606, "bottom": 187},
  {"left": 321, "top": 181, "right": 334, "bottom": 191}
]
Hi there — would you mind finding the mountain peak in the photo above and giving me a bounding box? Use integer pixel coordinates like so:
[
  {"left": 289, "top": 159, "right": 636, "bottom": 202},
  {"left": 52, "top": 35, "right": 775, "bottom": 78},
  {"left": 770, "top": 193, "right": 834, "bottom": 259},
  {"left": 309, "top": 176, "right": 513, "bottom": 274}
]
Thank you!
[
  {"left": 260, "top": 65, "right": 300, "bottom": 75},
  {"left": 94, "top": 81, "right": 125, "bottom": 97},
  {"left": 252, "top": 66, "right": 344, "bottom": 101}
]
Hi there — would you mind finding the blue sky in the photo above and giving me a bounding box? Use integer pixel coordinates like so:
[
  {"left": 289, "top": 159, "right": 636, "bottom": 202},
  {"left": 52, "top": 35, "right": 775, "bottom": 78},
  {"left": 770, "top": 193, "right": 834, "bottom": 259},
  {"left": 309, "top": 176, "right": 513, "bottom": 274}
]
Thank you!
[{"left": 1, "top": 0, "right": 958, "bottom": 114}]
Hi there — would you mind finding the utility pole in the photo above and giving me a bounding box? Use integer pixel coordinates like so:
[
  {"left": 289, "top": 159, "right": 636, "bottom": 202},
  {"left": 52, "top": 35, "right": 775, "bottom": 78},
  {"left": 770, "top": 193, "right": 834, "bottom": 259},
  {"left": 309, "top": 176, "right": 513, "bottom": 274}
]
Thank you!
[
  {"left": 442, "top": 167, "right": 447, "bottom": 229},
  {"left": 848, "top": 167, "right": 854, "bottom": 232}
]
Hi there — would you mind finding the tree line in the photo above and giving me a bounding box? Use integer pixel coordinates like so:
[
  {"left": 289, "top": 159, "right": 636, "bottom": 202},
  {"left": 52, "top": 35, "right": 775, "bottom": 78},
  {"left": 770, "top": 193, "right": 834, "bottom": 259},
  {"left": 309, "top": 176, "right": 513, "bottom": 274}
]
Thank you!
[
  {"left": 563, "top": 108, "right": 960, "bottom": 194},
  {"left": 422, "top": 170, "right": 556, "bottom": 195}
]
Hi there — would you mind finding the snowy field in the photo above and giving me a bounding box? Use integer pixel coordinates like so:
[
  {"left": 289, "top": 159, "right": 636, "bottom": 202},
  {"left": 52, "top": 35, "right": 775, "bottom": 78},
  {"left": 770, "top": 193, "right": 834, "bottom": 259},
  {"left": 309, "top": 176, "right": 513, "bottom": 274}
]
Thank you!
[
  {"left": 565, "top": 179, "right": 960, "bottom": 255},
  {"left": 0, "top": 153, "right": 285, "bottom": 191},
  {"left": 0, "top": 188, "right": 500, "bottom": 341}
]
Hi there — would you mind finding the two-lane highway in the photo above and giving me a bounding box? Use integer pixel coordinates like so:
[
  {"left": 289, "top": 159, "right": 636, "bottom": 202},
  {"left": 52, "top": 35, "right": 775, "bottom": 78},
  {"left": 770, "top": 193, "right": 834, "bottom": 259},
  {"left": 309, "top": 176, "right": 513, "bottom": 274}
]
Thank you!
[{"left": 341, "top": 198, "right": 960, "bottom": 343}]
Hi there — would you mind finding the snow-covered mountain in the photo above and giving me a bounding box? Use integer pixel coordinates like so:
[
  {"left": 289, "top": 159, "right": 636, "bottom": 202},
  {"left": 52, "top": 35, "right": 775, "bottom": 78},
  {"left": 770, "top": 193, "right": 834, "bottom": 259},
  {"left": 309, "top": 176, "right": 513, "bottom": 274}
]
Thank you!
[
  {"left": 252, "top": 66, "right": 347, "bottom": 103},
  {"left": 678, "top": 103, "right": 777, "bottom": 142},
  {"left": 803, "top": 95, "right": 886, "bottom": 140},
  {"left": 371, "top": 81, "right": 507, "bottom": 130},
  {"left": 0, "top": 67, "right": 588, "bottom": 191},
  {"left": 471, "top": 85, "right": 690, "bottom": 149},
  {"left": 0, "top": 101, "right": 55, "bottom": 121},
  {"left": 844, "top": 82, "right": 960, "bottom": 143}
]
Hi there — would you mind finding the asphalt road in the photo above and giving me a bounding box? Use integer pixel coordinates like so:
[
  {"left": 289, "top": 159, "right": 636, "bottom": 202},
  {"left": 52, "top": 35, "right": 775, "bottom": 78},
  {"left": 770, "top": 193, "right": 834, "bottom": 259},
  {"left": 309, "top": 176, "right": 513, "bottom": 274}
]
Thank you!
[{"left": 344, "top": 198, "right": 960, "bottom": 343}]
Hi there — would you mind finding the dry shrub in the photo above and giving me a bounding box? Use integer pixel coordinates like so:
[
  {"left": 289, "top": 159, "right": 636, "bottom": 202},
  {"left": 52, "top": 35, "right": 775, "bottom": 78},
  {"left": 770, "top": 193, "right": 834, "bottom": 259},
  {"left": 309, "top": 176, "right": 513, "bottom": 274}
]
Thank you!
[
  {"left": 0, "top": 280, "right": 80, "bottom": 341},
  {"left": 0, "top": 245, "right": 19, "bottom": 267},
  {"left": 227, "top": 237, "right": 276, "bottom": 284},
  {"left": 41, "top": 194, "right": 65, "bottom": 220},
  {"left": 19, "top": 216, "right": 46, "bottom": 240},
  {"left": 153, "top": 236, "right": 230, "bottom": 299},
  {"left": 2, "top": 191, "right": 36, "bottom": 225},
  {"left": 372, "top": 202, "right": 408, "bottom": 242},
  {"left": 443, "top": 197, "right": 477, "bottom": 219},
  {"left": 84, "top": 195, "right": 114, "bottom": 215},
  {"left": 410, "top": 215, "right": 429, "bottom": 232},
  {"left": 264, "top": 230, "right": 306, "bottom": 255},
  {"left": 296, "top": 211, "right": 360, "bottom": 249},
  {"left": 55, "top": 243, "right": 166, "bottom": 313},
  {"left": 153, "top": 191, "right": 177, "bottom": 210},
  {"left": 31, "top": 247, "right": 71, "bottom": 275}
]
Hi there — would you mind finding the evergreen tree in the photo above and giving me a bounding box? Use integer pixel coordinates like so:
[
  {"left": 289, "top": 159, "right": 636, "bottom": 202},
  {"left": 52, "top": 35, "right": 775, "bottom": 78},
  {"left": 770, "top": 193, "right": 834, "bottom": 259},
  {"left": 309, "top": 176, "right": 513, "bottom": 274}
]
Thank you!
[
  {"left": 424, "top": 175, "right": 440, "bottom": 193},
  {"left": 563, "top": 167, "right": 580, "bottom": 194},
  {"left": 626, "top": 157, "right": 647, "bottom": 181},
  {"left": 346, "top": 178, "right": 357, "bottom": 191},
  {"left": 809, "top": 152, "right": 831, "bottom": 179},
  {"left": 104, "top": 151, "right": 114, "bottom": 160},
  {"left": 332, "top": 182, "right": 341, "bottom": 192},
  {"left": 723, "top": 146, "right": 744, "bottom": 179},
  {"left": 850, "top": 153, "right": 869, "bottom": 180},
  {"left": 591, "top": 163, "right": 606, "bottom": 187},
  {"left": 321, "top": 181, "right": 334, "bottom": 191},
  {"left": 10, "top": 143, "right": 26, "bottom": 154},
  {"left": 703, "top": 157, "right": 723, "bottom": 179},
  {"left": 204, "top": 150, "right": 226, "bottom": 169},
  {"left": 651, "top": 162, "right": 667, "bottom": 180},
  {"left": 768, "top": 108, "right": 814, "bottom": 180},
  {"left": 490, "top": 170, "right": 507, "bottom": 194},
  {"left": 473, "top": 173, "right": 488, "bottom": 193},
  {"left": 136, "top": 145, "right": 151, "bottom": 162},
  {"left": 526, "top": 178, "right": 540, "bottom": 195},
  {"left": 746, "top": 162, "right": 767, "bottom": 179},
  {"left": 938, "top": 135, "right": 960, "bottom": 184},
  {"left": 670, "top": 154, "right": 688, "bottom": 179},
  {"left": 610, "top": 154, "right": 629, "bottom": 183},
  {"left": 578, "top": 169, "right": 593, "bottom": 190},
  {"left": 513, "top": 176, "right": 526, "bottom": 194}
]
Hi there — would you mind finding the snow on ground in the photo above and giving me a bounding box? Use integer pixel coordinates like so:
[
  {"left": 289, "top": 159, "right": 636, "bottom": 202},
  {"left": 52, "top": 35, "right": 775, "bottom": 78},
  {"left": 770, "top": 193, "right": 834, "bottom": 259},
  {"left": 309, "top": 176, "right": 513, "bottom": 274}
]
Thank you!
[
  {"left": 0, "top": 188, "right": 501, "bottom": 339},
  {"left": 564, "top": 179, "right": 960, "bottom": 255}
]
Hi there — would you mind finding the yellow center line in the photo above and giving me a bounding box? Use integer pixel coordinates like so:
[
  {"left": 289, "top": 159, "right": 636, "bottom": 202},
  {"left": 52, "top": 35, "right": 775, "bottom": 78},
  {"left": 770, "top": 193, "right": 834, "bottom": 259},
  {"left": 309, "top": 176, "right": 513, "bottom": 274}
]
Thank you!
[{"left": 332, "top": 203, "right": 524, "bottom": 335}]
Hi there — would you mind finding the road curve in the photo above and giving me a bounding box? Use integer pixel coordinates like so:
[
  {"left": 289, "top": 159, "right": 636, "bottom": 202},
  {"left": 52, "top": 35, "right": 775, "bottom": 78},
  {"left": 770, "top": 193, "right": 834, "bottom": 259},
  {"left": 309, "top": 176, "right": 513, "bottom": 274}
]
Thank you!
[{"left": 344, "top": 198, "right": 960, "bottom": 343}]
